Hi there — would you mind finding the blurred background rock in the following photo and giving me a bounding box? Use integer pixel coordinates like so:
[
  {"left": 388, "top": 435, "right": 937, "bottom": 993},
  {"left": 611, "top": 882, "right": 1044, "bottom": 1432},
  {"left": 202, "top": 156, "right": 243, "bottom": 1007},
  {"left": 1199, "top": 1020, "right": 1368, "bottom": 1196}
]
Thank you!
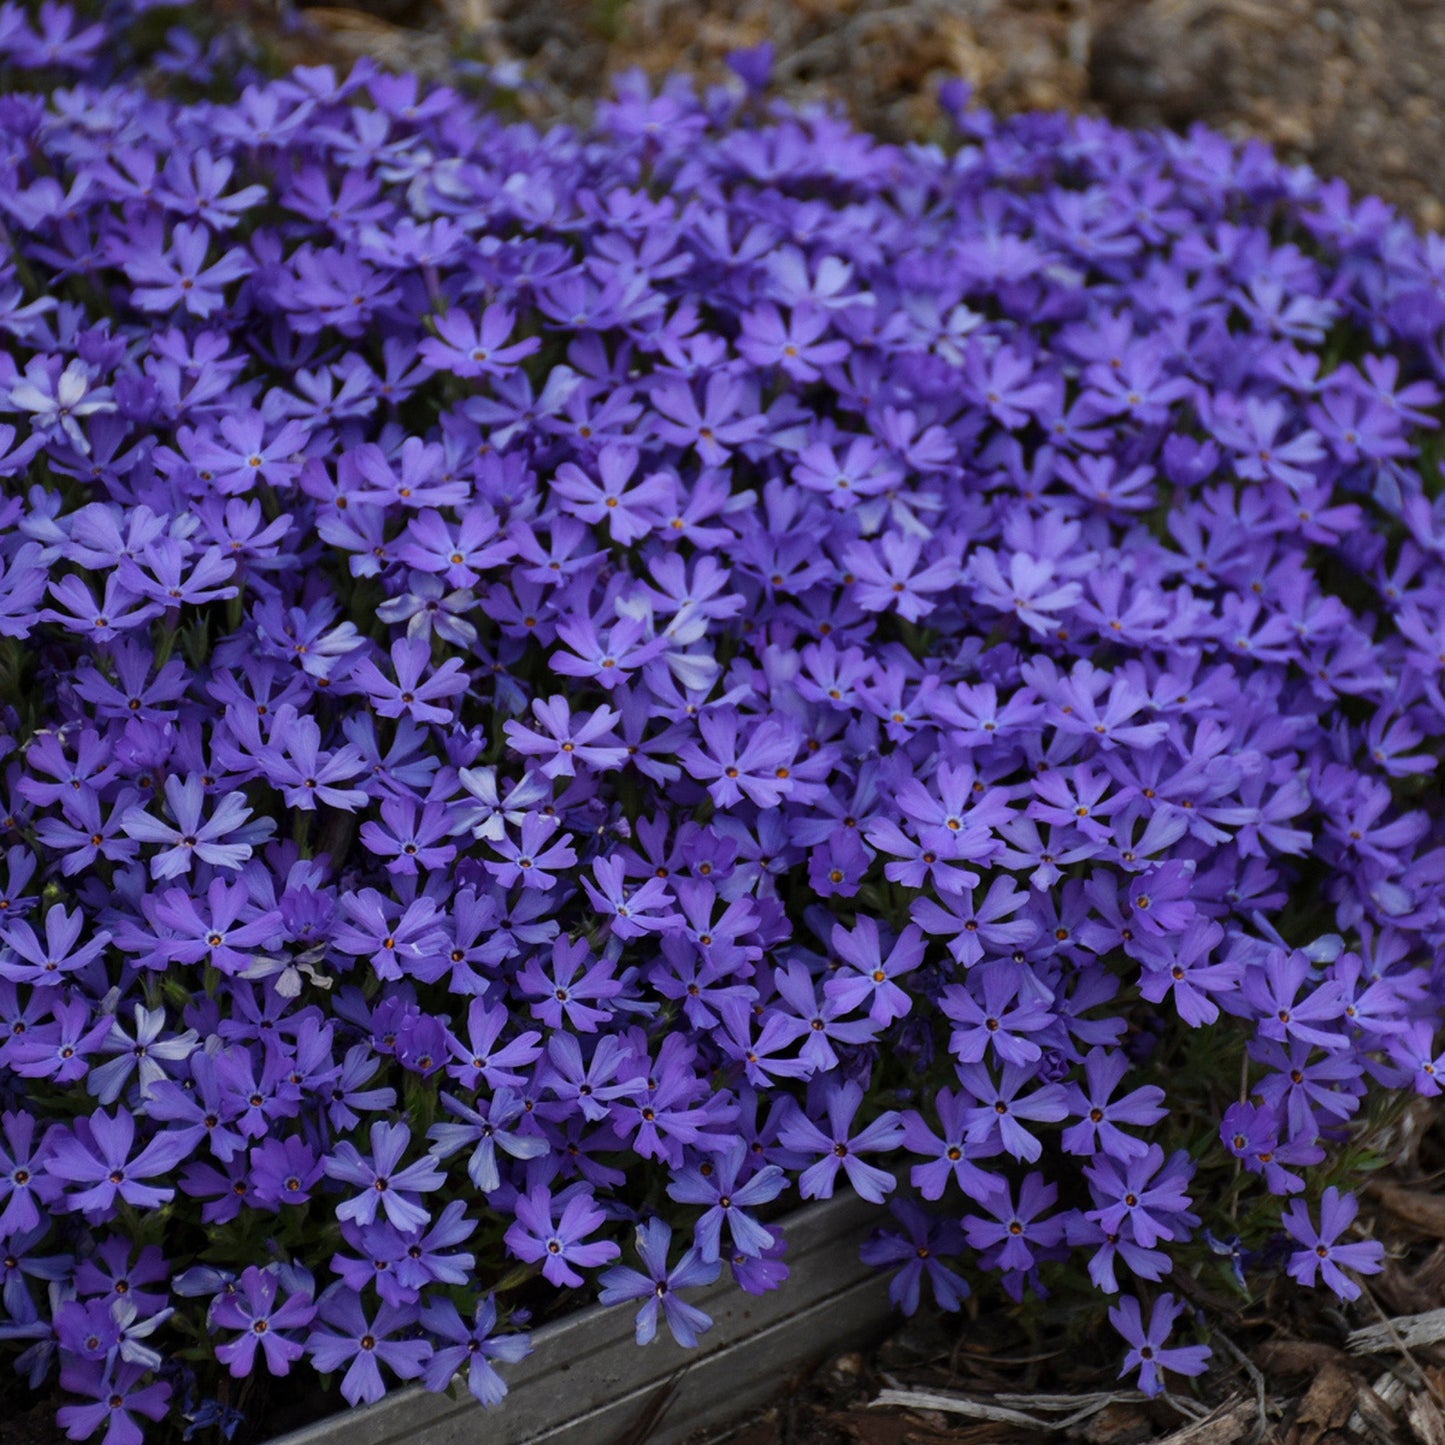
[{"left": 251, "top": 0, "right": 1444, "bottom": 231}]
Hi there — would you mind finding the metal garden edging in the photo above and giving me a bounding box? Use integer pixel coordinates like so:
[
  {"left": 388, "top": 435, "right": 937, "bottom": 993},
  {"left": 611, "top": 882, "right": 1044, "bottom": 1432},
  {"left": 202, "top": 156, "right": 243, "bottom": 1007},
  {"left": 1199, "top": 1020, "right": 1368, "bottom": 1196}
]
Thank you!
[{"left": 266, "top": 1191, "right": 894, "bottom": 1445}]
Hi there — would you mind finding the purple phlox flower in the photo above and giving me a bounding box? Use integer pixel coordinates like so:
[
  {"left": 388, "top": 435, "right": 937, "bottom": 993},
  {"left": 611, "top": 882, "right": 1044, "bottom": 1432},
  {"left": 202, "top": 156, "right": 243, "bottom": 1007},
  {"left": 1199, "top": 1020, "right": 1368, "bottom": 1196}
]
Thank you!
[
  {"left": 1107, "top": 1293, "right": 1210, "bottom": 1397},
  {"left": 770, "top": 960, "right": 881, "bottom": 1072},
  {"left": 516, "top": 936, "right": 623, "bottom": 1032},
  {"left": 581, "top": 855, "right": 677, "bottom": 940},
  {"left": 777, "top": 1079, "right": 904, "bottom": 1204},
  {"left": 1282, "top": 1187, "right": 1384, "bottom": 1301},
  {"left": 7, "top": 358, "right": 115, "bottom": 453},
  {"left": 1385, "top": 1019, "right": 1445, "bottom": 1098},
  {"left": 123, "top": 222, "right": 252, "bottom": 317},
  {"left": 537, "top": 1031, "right": 647, "bottom": 1123},
  {"left": 396, "top": 505, "right": 511, "bottom": 588},
  {"left": 649, "top": 372, "right": 765, "bottom": 465},
  {"left": 457, "top": 765, "right": 551, "bottom": 844},
  {"left": 552, "top": 445, "right": 672, "bottom": 545},
  {"left": 3, "top": 993, "right": 113, "bottom": 1089},
  {"left": 677, "top": 711, "right": 800, "bottom": 810},
  {"left": 375, "top": 571, "right": 479, "bottom": 648},
  {"left": 238, "top": 707, "right": 369, "bottom": 811},
  {"left": 666, "top": 1138, "right": 787, "bottom": 1262},
  {"left": 611, "top": 1034, "right": 732, "bottom": 1169},
  {"left": 1061, "top": 1046, "right": 1166, "bottom": 1161},
  {"left": 1121, "top": 860, "right": 1197, "bottom": 937},
  {"left": 954, "top": 1061, "right": 1070, "bottom": 1163},
  {"left": 72, "top": 1238, "right": 170, "bottom": 1318},
  {"left": 57, "top": 1295, "right": 159, "bottom": 1370},
  {"left": 737, "top": 303, "right": 848, "bottom": 382},
  {"left": 332, "top": 888, "right": 449, "bottom": 982},
  {"left": 420, "top": 303, "right": 540, "bottom": 378},
  {"left": 350, "top": 636, "right": 467, "bottom": 725},
  {"left": 443, "top": 998, "right": 543, "bottom": 1091},
  {"left": 715, "top": 996, "right": 814, "bottom": 1089},
  {"left": 966, "top": 548, "right": 1082, "bottom": 635},
  {"left": 900, "top": 1086, "right": 1001, "bottom": 1203},
  {"left": 1029, "top": 764, "right": 1125, "bottom": 842},
  {"left": 1249, "top": 1036, "right": 1364, "bottom": 1138},
  {"left": 213, "top": 1265, "right": 316, "bottom": 1377},
  {"left": 505, "top": 696, "right": 627, "bottom": 779},
  {"left": 1040, "top": 662, "right": 1168, "bottom": 750},
  {"left": 120, "top": 774, "right": 270, "bottom": 879},
  {"left": 1345, "top": 353, "right": 1442, "bottom": 427},
  {"left": 45, "top": 1108, "right": 197, "bottom": 1222},
  {"left": 1220, "top": 1101, "right": 1323, "bottom": 1195},
  {"left": 845, "top": 532, "right": 959, "bottom": 621},
  {"left": 359, "top": 797, "right": 461, "bottom": 876},
  {"left": 373, "top": 1198, "right": 477, "bottom": 1297},
  {"left": 427, "top": 1088, "right": 548, "bottom": 1193},
  {"left": 911, "top": 875, "right": 1039, "bottom": 969},
  {"left": 306, "top": 1290, "right": 431, "bottom": 1406},
  {"left": 892, "top": 762, "right": 1012, "bottom": 857},
  {"left": 89, "top": 1004, "right": 199, "bottom": 1105},
  {"left": 961, "top": 1172, "right": 1065, "bottom": 1290},
  {"left": 597, "top": 1217, "right": 722, "bottom": 1347},
  {"left": 1134, "top": 916, "right": 1241, "bottom": 1027},
  {"left": 792, "top": 436, "right": 900, "bottom": 511},
  {"left": 504, "top": 1183, "right": 621, "bottom": 1287},
  {"left": 808, "top": 828, "right": 874, "bottom": 899},
  {"left": 963, "top": 339, "right": 1054, "bottom": 429},
  {"left": 324, "top": 1121, "right": 445, "bottom": 1232},
  {"left": 1083, "top": 1145, "right": 1198, "bottom": 1250},
  {"left": 0, "top": 903, "right": 109, "bottom": 987},
  {"left": 420, "top": 1294, "right": 532, "bottom": 1407},
  {"left": 0, "top": 1111, "right": 56, "bottom": 1239},
  {"left": 485, "top": 813, "right": 580, "bottom": 892},
  {"left": 860, "top": 1198, "right": 969, "bottom": 1315},
  {"left": 824, "top": 918, "right": 924, "bottom": 1026},
  {"left": 142, "top": 878, "right": 284, "bottom": 974},
  {"left": 1322, "top": 776, "right": 1429, "bottom": 870},
  {"left": 250, "top": 1134, "right": 327, "bottom": 1208},
  {"left": 1204, "top": 392, "right": 1325, "bottom": 491},
  {"left": 56, "top": 1360, "right": 170, "bottom": 1445},
  {"left": 42, "top": 573, "right": 162, "bottom": 644},
  {"left": 1242, "top": 948, "right": 1347, "bottom": 1050},
  {"left": 941, "top": 960, "right": 1056, "bottom": 1068}
]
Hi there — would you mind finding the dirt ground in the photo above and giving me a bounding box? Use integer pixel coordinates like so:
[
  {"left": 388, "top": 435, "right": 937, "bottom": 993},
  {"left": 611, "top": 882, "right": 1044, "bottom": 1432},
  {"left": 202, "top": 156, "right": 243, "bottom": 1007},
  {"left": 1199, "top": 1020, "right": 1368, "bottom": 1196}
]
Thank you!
[{"left": 280, "top": 0, "right": 1445, "bottom": 232}]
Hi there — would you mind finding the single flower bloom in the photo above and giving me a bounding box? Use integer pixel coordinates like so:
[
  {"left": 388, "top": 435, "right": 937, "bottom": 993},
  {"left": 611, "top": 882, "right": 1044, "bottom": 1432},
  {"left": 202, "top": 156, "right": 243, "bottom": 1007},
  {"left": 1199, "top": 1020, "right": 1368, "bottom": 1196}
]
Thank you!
[
  {"left": 504, "top": 1184, "right": 621, "bottom": 1288},
  {"left": 597, "top": 1217, "right": 722, "bottom": 1347},
  {"left": 213, "top": 1265, "right": 317, "bottom": 1377},
  {"left": 1281, "top": 1187, "right": 1384, "bottom": 1301},
  {"left": 419, "top": 1294, "right": 532, "bottom": 1407}
]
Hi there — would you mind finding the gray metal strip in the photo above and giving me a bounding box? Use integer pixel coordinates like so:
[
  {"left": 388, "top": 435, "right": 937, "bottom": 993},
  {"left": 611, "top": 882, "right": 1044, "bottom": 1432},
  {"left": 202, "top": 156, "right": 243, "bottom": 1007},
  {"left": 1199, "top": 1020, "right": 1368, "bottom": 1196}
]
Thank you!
[{"left": 265, "top": 1192, "right": 890, "bottom": 1445}]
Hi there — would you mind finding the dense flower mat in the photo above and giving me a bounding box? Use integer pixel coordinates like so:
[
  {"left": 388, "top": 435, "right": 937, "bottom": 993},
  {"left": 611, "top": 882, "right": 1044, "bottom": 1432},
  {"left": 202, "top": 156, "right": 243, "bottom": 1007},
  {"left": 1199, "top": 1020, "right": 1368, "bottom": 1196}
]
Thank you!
[{"left": 2, "top": 3, "right": 1445, "bottom": 1439}]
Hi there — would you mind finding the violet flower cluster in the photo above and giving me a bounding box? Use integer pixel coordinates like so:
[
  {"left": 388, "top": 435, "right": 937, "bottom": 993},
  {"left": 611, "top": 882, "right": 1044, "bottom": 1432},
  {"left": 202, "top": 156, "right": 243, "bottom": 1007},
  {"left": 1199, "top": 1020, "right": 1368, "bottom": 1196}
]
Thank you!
[{"left": 0, "top": 2, "right": 1440, "bottom": 1433}]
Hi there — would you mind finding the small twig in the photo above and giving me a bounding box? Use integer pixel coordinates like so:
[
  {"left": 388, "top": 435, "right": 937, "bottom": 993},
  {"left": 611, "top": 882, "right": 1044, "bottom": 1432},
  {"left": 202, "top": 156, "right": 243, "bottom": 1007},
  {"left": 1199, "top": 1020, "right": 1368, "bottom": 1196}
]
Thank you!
[
  {"left": 1348, "top": 1304, "right": 1445, "bottom": 1355},
  {"left": 869, "top": 1387, "right": 1047, "bottom": 1429},
  {"left": 1210, "top": 1328, "right": 1270, "bottom": 1443},
  {"left": 871, "top": 1383, "right": 1173, "bottom": 1432},
  {"left": 1360, "top": 1282, "right": 1445, "bottom": 1412},
  {"left": 1162, "top": 1393, "right": 1212, "bottom": 1422}
]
